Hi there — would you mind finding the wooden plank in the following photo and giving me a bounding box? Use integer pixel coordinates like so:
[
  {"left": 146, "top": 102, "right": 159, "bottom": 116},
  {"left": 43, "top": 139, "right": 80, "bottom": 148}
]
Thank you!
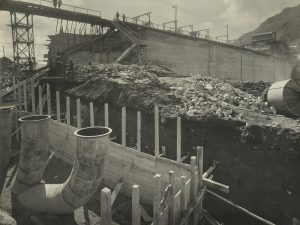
[
  {"left": 153, "top": 174, "right": 161, "bottom": 225},
  {"left": 105, "top": 103, "right": 109, "bottom": 127},
  {"left": 76, "top": 98, "right": 81, "bottom": 128},
  {"left": 176, "top": 117, "right": 181, "bottom": 162},
  {"left": 203, "top": 178, "right": 229, "bottom": 194},
  {"left": 31, "top": 80, "right": 35, "bottom": 113},
  {"left": 122, "top": 107, "right": 126, "bottom": 146},
  {"left": 111, "top": 161, "right": 133, "bottom": 206},
  {"left": 137, "top": 111, "right": 141, "bottom": 151},
  {"left": 90, "top": 102, "right": 94, "bottom": 127},
  {"left": 66, "top": 97, "right": 70, "bottom": 125},
  {"left": 38, "top": 85, "right": 43, "bottom": 115},
  {"left": 190, "top": 157, "right": 196, "bottom": 200},
  {"left": 132, "top": 185, "right": 141, "bottom": 225},
  {"left": 180, "top": 176, "right": 187, "bottom": 213},
  {"left": 169, "top": 171, "right": 175, "bottom": 225},
  {"left": 141, "top": 207, "right": 152, "bottom": 223},
  {"left": 196, "top": 147, "right": 204, "bottom": 188},
  {"left": 154, "top": 105, "right": 159, "bottom": 157},
  {"left": 56, "top": 91, "right": 61, "bottom": 122},
  {"left": 196, "top": 146, "right": 203, "bottom": 224},
  {"left": 23, "top": 81, "right": 27, "bottom": 111},
  {"left": 17, "top": 84, "right": 22, "bottom": 110},
  {"left": 101, "top": 187, "right": 112, "bottom": 225},
  {"left": 46, "top": 83, "right": 51, "bottom": 115}
]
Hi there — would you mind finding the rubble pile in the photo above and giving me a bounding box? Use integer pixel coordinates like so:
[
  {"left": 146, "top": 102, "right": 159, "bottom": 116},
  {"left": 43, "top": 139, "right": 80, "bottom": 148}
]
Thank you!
[
  {"left": 73, "top": 64, "right": 176, "bottom": 83},
  {"left": 0, "top": 57, "right": 14, "bottom": 92},
  {"left": 166, "top": 76, "right": 274, "bottom": 120},
  {"left": 230, "top": 81, "right": 271, "bottom": 97},
  {"left": 70, "top": 64, "right": 275, "bottom": 121}
]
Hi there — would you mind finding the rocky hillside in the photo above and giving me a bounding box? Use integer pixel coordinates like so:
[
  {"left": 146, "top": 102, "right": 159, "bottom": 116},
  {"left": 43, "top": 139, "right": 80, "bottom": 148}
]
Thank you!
[{"left": 238, "top": 4, "right": 300, "bottom": 44}]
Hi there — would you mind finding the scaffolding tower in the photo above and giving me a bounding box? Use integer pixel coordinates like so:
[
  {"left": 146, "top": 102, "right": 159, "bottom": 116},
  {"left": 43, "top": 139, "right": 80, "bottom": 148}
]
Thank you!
[{"left": 10, "top": 12, "right": 36, "bottom": 71}]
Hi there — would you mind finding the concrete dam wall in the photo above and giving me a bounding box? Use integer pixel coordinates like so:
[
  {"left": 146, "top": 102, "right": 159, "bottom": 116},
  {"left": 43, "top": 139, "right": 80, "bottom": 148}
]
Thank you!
[
  {"left": 51, "top": 29, "right": 292, "bottom": 82},
  {"left": 141, "top": 30, "right": 292, "bottom": 82}
]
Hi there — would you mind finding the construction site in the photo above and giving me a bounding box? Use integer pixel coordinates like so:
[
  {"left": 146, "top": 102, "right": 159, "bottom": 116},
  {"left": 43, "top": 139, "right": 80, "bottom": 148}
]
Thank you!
[{"left": 0, "top": 0, "right": 299, "bottom": 225}]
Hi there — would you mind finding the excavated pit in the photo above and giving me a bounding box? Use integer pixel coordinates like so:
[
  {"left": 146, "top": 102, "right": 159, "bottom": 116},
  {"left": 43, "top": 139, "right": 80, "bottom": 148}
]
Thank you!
[{"left": 35, "top": 64, "right": 300, "bottom": 225}]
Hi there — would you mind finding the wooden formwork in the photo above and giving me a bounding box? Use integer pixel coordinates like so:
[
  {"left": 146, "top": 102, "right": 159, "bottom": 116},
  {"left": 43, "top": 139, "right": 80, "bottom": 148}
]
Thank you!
[{"left": 16, "top": 81, "right": 230, "bottom": 225}]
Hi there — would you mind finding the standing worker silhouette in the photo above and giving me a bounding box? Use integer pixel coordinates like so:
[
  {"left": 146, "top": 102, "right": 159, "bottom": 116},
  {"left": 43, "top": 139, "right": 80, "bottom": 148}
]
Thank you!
[
  {"left": 53, "top": 0, "right": 57, "bottom": 8},
  {"left": 116, "top": 11, "right": 120, "bottom": 20},
  {"left": 58, "top": 0, "right": 62, "bottom": 8}
]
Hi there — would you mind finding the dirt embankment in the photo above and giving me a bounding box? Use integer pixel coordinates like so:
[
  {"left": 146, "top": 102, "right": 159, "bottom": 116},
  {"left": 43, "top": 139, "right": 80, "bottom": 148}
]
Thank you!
[{"left": 60, "top": 64, "right": 300, "bottom": 225}]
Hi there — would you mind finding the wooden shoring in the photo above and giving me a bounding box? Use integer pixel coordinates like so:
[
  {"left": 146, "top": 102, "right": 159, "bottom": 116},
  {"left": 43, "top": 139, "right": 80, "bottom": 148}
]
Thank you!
[
  {"left": 23, "top": 81, "right": 27, "bottom": 111},
  {"left": 76, "top": 98, "right": 81, "bottom": 128},
  {"left": 168, "top": 171, "right": 175, "bottom": 225},
  {"left": 101, "top": 187, "right": 112, "bottom": 225},
  {"left": 90, "top": 102, "right": 94, "bottom": 127},
  {"left": 196, "top": 146, "right": 204, "bottom": 224},
  {"left": 122, "top": 106, "right": 126, "bottom": 146},
  {"left": 176, "top": 117, "right": 181, "bottom": 162},
  {"left": 105, "top": 103, "right": 109, "bottom": 127},
  {"left": 154, "top": 105, "right": 159, "bottom": 157},
  {"left": 66, "top": 97, "right": 70, "bottom": 125},
  {"left": 56, "top": 91, "right": 60, "bottom": 122},
  {"left": 153, "top": 174, "right": 162, "bottom": 225},
  {"left": 47, "top": 83, "right": 51, "bottom": 115},
  {"left": 190, "top": 156, "right": 197, "bottom": 200},
  {"left": 17, "top": 83, "right": 22, "bottom": 110},
  {"left": 111, "top": 160, "right": 133, "bottom": 206},
  {"left": 132, "top": 185, "right": 141, "bottom": 225},
  {"left": 180, "top": 176, "right": 187, "bottom": 213},
  {"left": 31, "top": 80, "right": 35, "bottom": 113},
  {"left": 137, "top": 111, "right": 141, "bottom": 151},
  {"left": 38, "top": 85, "right": 43, "bottom": 115}
]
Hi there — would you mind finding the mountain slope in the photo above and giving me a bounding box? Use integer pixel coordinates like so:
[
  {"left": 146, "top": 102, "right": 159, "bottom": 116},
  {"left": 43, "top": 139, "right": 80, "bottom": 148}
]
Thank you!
[{"left": 238, "top": 4, "right": 300, "bottom": 44}]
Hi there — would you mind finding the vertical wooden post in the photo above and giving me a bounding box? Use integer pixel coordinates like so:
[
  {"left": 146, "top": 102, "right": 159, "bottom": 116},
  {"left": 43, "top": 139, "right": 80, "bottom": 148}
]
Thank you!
[
  {"left": 23, "top": 81, "right": 28, "bottom": 111},
  {"left": 169, "top": 171, "right": 175, "bottom": 225},
  {"left": 31, "top": 80, "right": 35, "bottom": 113},
  {"left": 47, "top": 83, "right": 51, "bottom": 115},
  {"left": 101, "top": 187, "right": 112, "bottom": 225},
  {"left": 90, "top": 102, "right": 94, "bottom": 127},
  {"left": 38, "top": 85, "right": 42, "bottom": 115},
  {"left": 56, "top": 91, "right": 60, "bottom": 122},
  {"left": 153, "top": 174, "right": 162, "bottom": 225},
  {"left": 137, "top": 111, "right": 141, "bottom": 151},
  {"left": 17, "top": 84, "right": 22, "bottom": 110},
  {"left": 132, "top": 185, "right": 141, "bottom": 225},
  {"left": 66, "top": 97, "right": 70, "bottom": 125},
  {"left": 122, "top": 106, "right": 126, "bottom": 146},
  {"left": 154, "top": 105, "right": 159, "bottom": 157},
  {"left": 180, "top": 176, "right": 187, "bottom": 213},
  {"left": 190, "top": 156, "right": 197, "bottom": 200},
  {"left": 76, "top": 98, "right": 81, "bottom": 128},
  {"left": 196, "top": 146, "right": 204, "bottom": 188},
  {"left": 104, "top": 103, "right": 109, "bottom": 127},
  {"left": 176, "top": 117, "right": 181, "bottom": 161},
  {"left": 15, "top": 106, "right": 19, "bottom": 142}
]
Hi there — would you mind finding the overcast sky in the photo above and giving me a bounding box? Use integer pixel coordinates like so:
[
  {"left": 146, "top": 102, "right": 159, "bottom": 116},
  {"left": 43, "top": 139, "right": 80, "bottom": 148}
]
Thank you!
[{"left": 0, "top": 0, "right": 299, "bottom": 63}]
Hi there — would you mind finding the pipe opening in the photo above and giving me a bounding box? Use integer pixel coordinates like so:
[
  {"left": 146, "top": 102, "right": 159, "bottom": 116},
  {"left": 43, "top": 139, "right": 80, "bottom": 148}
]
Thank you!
[
  {"left": 75, "top": 127, "right": 112, "bottom": 138},
  {"left": 19, "top": 115, "right": 51, "bottom": 122}
]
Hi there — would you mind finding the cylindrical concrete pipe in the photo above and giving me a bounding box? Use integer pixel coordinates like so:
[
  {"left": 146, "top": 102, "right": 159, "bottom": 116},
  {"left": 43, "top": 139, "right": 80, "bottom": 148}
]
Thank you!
[
  {"left": 18, "top": 126, "right": 112, "bottom": 214},
  {"left": 0, "top": 106, "right": 14, "bottom": 195},
  {"left": 11, "top": 115, "right": 50, "bottom": 195},
  {"left": 267, "top": 79, "right": 300, "bottom": 117}
]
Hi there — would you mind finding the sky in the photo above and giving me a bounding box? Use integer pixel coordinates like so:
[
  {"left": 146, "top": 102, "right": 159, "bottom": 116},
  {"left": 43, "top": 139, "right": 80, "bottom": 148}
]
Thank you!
[{"left": 0, "top": 0, "right": 299, "bottom": 64}]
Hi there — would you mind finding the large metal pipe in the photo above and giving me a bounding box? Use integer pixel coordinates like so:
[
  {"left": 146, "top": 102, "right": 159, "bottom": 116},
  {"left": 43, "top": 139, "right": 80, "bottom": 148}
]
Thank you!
[
  {"left": 267, "top": 79, "right": 300, "bottom": 117},
  {"left": 11, "top": 115, "right": 50, "bottom": 195},
  {"left": 0, "top": 106, "right": 14, "bottom": 195},
  {"left": 18, "top": 126, "right": 112, "bottom": 214}
]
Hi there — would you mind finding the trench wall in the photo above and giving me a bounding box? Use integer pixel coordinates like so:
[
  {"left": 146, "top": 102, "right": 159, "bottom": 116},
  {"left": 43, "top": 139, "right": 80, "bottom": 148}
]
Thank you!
[{"left": 140, "top": 30, "right": 292, "bottom": 82}]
